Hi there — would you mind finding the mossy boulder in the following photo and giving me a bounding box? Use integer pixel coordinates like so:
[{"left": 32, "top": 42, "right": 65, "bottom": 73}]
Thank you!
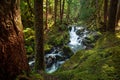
[
  {"left": 82, "top": 37, "right": 93, "bottom": 45},
  {"left": 44, "top": 44, "right": 53, "bottom": 54},
  {"left": 16, "top": 73, "right": 44, "bottom": 80},
  {"left": 76, "top": 28, "right": 85, "bottom": 36},
  {"left": 82, "top": 31, "right": 101, "bottom": 49},
  {"left": 68, "top": 26, "right": 72, "bottom": 31},
  {"left": 47, "top": 30, "right": 70, "bottom": 47},
  {"left": 54, "top": 33, "right": 120, "bottom": 80},
  {"left": 59, "top": 24, "right": 69, "bottom": 31},
  {"left": 62, "top": 46, "right": 74, "bottom": 58}
]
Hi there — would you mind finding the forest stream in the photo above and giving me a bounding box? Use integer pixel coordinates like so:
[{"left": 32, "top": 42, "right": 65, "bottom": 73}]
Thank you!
[{"left": 29, "top": 25, "right": 99, "bottom": 73}]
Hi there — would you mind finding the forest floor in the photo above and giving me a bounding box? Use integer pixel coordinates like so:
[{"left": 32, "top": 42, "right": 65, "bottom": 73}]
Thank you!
[
  {"left": 43, "top": 73, "right": 59, "bottom": 80},
  {"left": 52, "top": 32, "right": 120, "bottom": 80}
]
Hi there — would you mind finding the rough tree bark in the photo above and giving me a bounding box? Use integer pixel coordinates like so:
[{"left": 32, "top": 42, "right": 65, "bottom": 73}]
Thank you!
[
  {"left": 34, "top": 0, "right": 45, "bottom": 71},
  {"left": 54, "top": 0, "right": 58, "bottom": 26},
  {"left": 116, "top": 0, "right": 120, "bottom": 26},
  {"left": 107, "top": 0, "right": 118, "bottom": 32},
  {"left": 61, "top": 0, "right": 65, "bottom": 23},
  {"left": 60, "top": 0, "right": 62, "bottom": 23},
  {"left": 104, "top": 0, "right": 108, "bottom": 29},
  {"left": 0, "top": 0, "right": 29, "bottom": 80},
  {"left": 46, "top": 0, "right": 48, "bottom": 30},
  {"left": 60, "top": 0, "right": 65, "bottom": 23},
  {"left": 66, "top": 0, "right": 71, "bottom": 23},
  {"left": 48, "top": 0, "right": 52, "bottom": 14}
]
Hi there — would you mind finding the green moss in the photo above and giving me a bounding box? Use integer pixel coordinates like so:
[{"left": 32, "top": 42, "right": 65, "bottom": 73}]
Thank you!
[
  {"left": 24, "top": 28, "right": 35, "bottom": 55},
  {"left": 55, "top": 70, "right": 74, "bottom": 80},
  {"left": 46, "top": 25, "right": 70, "bottom": 47},
  {"left": 62, "top": 46, "right": 74, "bottom": 58},
  {"left": 54, "top": 33, "right": 120, "bottom": 80},
  {"left": 16, "top": 72, "right": 43, "bottom": 80},
  {"left": 31, "top": 73, "right": 44, "bottom": 80},
  {"left": 44, "top": 44, "right": 53, "bottom": 53},
  {"left": 116, "top": 31, "right": 120, "bottom": 38}
]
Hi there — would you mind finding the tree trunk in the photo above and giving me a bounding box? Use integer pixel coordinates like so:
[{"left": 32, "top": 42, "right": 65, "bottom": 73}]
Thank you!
[
  {"left": 61, "top": 0, "right": 65, "bottom": 23},
  {"left": 26, "top": 0, "right": 34, "bottom": 14},
  {"left": 54, "top": 0, "right": 58, "bottom": 26},
  {"left": 104, "top": 0, "right": 108, "bottom": 29},
  {"left": 116, "top": 0, "right": 120, "bottom": 26},
  {"left": 95, "top": 0, "right": 100, "bottom": 29},
  {"left": 107, "top": 0, "right": 118, "bottom": 32},
  {"left": 0, "top": 0, "right": 29, "bottom": 80},
  {"left": 66, "top": 1, "right": 70, "bottom": 23},
  {"left": 60, "top": 0, "right": 65, "bottom": 23},
  {"left": 49, "top": 0, "right": 52, "bottom": 14},
  {"left": 34, "top": 0, "right": 45, "bottom": 71},
  {"left": 60, "top": 0, "right": 62, "bottom": 23},
  {"left": 46, "top": 0, "right": 48, "bottom": 30}
]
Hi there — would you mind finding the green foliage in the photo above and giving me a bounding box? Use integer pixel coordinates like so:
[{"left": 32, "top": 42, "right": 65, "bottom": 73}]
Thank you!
[
  {"left": 46, "top": 25, "right": 70, "bottom": 47},
  {"left": 79, "top": 0, "right": 96, "bottom": 22},
  {"left": 62, "top": 46, "right": 74, "bottom": 57},
  {"left": 30, "top": 73, "right": 44, "bottom": 80},
  {"left": 20, "top": 0, "right": 34, "bottom": 28},
  {"left": 44, "top": 44, "right": 52, "bottom": 53},
  {"left": 16, "top": 73, "right": 43, "bottom": 80},
  {"left": 20, "top": 0, "right": 120, "bottom": 79},
  {"left": 54, "top": 33, "right": 120, "bottom": 80},
  {"left": 110, "top": 47, "right": 120, "bottom": 79},
  {"left": 55, "top": 70, "right": 74, "bottom": 80},
  {"left": 23, "top": 28, "right": 35, "bottom": 55},
  {"left": 16, "top": 75, "right": 30, "bottom": 80},
  {"left": 116, "top": 31, "right": 120, "bottom": 38}
]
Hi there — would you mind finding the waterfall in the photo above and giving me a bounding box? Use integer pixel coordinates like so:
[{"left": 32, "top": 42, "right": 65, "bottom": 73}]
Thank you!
[
  {"left": 68, "top": 26, "right": 87, "bottom": 53},
  {"left": 29, "top": 25, "right": 89, "bottom": 73}
]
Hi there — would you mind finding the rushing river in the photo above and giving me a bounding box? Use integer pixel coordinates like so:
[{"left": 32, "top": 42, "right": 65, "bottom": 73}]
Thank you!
[
  {"left": 68, "top": 26, "right": 88, "bottom": 53},
  {"left": 29, "top": 25, "right": 90, "bottom": 73}
]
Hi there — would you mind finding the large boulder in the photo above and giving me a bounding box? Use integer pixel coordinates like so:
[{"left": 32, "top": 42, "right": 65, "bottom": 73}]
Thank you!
[
  {"left": 76, "top": 28, "right": 85, "bottom": 36},
  {"left": 46, "top": 56, "right": 56, "bottom": 68},
  {"left": 82, "top": 32, "right": 101, "bottom": 49},
  {"left": 82, "top": 36, "right": 94, "bottom": 46},
  {"left": 62, "top": 46, "right": 74, "bottom": 58},
  {"left": 92, "top": 32, "right": 101, "bottom": 41},
  {"left": 68, "top": 26, "right": 72, "bottom": 31}
]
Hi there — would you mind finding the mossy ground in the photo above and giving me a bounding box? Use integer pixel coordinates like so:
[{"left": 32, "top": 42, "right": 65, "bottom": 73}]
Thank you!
[
  {"left": 16, "top": 71, "right": 60, "bottom": 80},
  {"left": 45, "top": 24, "right": 70, "bottom": 50},
  {"left": 53, "top": 32, "right": 120, "bottom": 80},
  {"left": 23, "top": 24, "right": 120, "bottom": 80},
  {"left": 24, "top": 23, "right": 70, "bottom": 59},
  {"left": 16, "top": 73, "right": 43, "bottom": 80}
]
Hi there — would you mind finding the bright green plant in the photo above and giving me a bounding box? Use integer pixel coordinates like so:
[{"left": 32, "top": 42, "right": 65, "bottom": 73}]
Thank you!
[{"left": 23, "top": 28, "right": 35, "bottom": 55}]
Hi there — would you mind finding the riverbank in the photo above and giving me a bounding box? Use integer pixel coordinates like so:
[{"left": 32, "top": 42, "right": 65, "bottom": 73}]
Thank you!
[{"left": 53, "top": 33, "right": 120, "bottom": 80}]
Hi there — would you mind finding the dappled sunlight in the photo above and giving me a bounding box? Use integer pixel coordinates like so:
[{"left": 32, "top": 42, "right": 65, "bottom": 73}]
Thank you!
[
  {"left": 116, "top": 20, "right": 120, "bottom": 38},
  {"left": 116, "top": 31, "right": 120, "bottom": 38},
  {"left": 118, "top": 20, "right": 120, "bottom": 27},
  {"left": 0, "top": 0, "right": 119, "bottom": 79},
  {"left": 115, "top": 20, "right": 120, "bottom": 31},
  {"left": 47, "top": 20, "right": 54, "bottom": 29}
]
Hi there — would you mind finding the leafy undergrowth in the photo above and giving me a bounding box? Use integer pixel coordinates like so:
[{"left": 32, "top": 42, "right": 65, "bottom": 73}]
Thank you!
[
  {"left": 45, "top": 24, "right": 70, "bottom": 52},
  {"left": 16, "top": 73, "right": 43, "bottom": 80},
  {"left": 16, "top": 72, "right": 59, "bottom": 80},
  {"left": 53, "top": 33, "right": 120, "bottom": 80}
]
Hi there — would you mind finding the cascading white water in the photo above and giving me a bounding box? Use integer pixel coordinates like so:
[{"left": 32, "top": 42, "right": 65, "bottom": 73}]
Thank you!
[
  {"left": 46, "top": 60, "right": 65, "bottom": 73},
  {"left": 68, "top": 26, "right": 87, "bottom": 53},
  {"left": 45, "top": 26, "right": 88, "bottom": 73},
  {"left": 29, "top": 25, "right": 89, "bottom": 73},
  {"left": 45, "top": 48, "right": 65, "bottom": 73},
  {"left": 69, "top": 27, "right": 79, "bottom": 45}
]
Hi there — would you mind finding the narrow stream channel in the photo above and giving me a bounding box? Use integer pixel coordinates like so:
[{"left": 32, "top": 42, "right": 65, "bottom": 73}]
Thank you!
[{"left": 29, "top": 25, "right": 90, "bottom": 73}]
